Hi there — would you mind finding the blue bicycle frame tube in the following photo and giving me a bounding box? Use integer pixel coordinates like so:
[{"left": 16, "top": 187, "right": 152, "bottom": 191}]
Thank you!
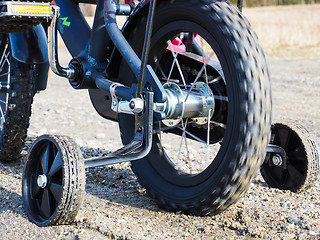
[{"left": 54, "top": 0, "right": 91, "bottom": 57}]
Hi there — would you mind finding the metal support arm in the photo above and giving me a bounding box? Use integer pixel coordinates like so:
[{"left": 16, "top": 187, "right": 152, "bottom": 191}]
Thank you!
[{"left": 84, "top": 92, "right": 154, "bottom": 168}]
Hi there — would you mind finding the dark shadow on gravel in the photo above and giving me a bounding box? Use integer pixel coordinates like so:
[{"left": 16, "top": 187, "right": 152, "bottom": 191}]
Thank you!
[
  {"left": 251, "top": 178, "right": 270, "bottom": 188},
  {"left": 0, "top": 186, "right": 24, "bottom": 215},
  {"left": 85, "top": 162, "right": 159, "bottom": 213},
  {"left": 81, "top": 146, "right": 159, "bottom": 212}
]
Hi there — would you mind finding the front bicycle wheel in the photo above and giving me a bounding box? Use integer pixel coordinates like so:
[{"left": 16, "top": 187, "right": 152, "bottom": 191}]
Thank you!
[
  {"left": 0, "top": 34, "right": 36, "bottom": 164},
  {"left": 118, "top": 0, "right": 271, "bottom": 215}
]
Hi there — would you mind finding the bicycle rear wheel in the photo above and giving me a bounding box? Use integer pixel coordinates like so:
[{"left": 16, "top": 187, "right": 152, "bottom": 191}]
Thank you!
[{"left": 118, "top": 0, "right": 271, "bottom": 215}]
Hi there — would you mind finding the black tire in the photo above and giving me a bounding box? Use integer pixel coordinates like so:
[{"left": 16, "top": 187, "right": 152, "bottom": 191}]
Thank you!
[
  {"left": 0, "top": 35, "right": 36, "bottom": 164},
  {"left": 118, "top": 0, "right": 271, "bottom": 215},
  {"left": 22, "top": 135, "right": 85, "bottom": 226},
  {"left": 261, "top": 121, "right": 320, "bottom": 192}
]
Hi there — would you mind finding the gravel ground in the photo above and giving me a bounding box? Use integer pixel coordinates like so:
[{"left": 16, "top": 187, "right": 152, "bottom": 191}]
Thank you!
[{"left": 0, "top": 49, "right": 319, "bottom": 239}]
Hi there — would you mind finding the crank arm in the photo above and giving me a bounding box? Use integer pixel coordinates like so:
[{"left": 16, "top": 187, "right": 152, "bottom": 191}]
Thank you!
[{"left": 84, "top": 92, "right": 154, "bottom": 168}]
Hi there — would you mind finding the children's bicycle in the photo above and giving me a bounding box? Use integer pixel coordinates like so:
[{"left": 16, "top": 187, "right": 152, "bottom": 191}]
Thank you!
[{"left": 0, "top": 0, "right": 318, "bottom": 227}]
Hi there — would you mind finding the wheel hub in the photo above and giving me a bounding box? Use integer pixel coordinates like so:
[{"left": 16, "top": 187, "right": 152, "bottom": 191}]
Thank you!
[
  {"left": 155, "top": 82, "right": 215, "bottom": 126},
  {"left": 37, "top": 174, "right": 48, "bottom": 188}
]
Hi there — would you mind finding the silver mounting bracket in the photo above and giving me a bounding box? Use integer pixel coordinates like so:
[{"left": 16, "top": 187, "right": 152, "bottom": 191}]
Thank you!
[
  {"left": 110, "top": 82, "right": 144, "bottom": 115},
  {"left": 110, "top": 82, "right": 121, "bottom": 112}
]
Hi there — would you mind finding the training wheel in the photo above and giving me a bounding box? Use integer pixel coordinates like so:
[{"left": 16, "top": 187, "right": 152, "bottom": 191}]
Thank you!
[
  {"left": 261, "top": 121, "right": 319, "bottom": 192},
  {"left": 22, "top": 135, "right": 85, "bottom": 226}
]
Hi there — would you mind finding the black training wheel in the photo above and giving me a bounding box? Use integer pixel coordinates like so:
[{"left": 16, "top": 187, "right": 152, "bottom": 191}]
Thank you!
[
  {"left": 261, "top": 121, "right": 320, "bottom": 192},
  {"left": 22, "top": 135, "right": 85, "bottom": 226}
]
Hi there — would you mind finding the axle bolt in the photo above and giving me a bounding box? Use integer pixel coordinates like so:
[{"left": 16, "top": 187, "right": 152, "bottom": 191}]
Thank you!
[
  {"left": 272, "top": 154, "right": 283, "bottom": 166},
  {"left": 37, "top": 174, "right": 48, "bottom": 188},
  {"left": 129, "top": 98, "right": 144, "bottom": 113}
]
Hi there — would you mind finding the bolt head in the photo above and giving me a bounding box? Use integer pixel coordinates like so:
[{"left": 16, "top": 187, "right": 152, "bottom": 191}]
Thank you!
[{"left": 272, "top": 155, "right": 283, "bottom": 166}]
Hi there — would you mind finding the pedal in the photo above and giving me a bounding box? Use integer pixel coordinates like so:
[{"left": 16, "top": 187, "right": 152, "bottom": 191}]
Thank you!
[{"left": 0, "top": 1, "right": 53, "bottom": 33}]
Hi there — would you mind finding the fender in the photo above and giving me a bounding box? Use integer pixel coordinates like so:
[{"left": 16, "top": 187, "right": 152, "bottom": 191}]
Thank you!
[
  {"left": 9, "top": 24, "right": 48, "bottom": 64},
  {"left": 9, "top": 24, "right": 49, "bottom": 91},
  {"left": 121, "top": 0, "right": 150, "bottom": 34}
]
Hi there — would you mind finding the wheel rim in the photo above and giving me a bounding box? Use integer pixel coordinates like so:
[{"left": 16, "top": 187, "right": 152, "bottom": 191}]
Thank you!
[
  {"left": 262, "top": 124, "right": 308, "bottom": 189},
  {"left": 0, "top": 38, "right": 11, "bottom": 131},
  {"left": 23, "top": 139, "right": 64, "bottom": 223},
  {"left": 145, "top": 21, "right": 234, "bottom": 186}
]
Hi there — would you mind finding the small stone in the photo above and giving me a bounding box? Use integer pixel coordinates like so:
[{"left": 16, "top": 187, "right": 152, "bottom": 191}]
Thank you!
[
  {"left": 309, "top": 231, "right": 317, "bottom": 236},
  {"left": 287, "top": 216, "right": 300, "bottom": 225}
]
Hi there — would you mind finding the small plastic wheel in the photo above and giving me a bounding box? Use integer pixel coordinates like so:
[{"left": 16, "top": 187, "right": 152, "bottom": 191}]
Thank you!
[
  {"left": 22, "top": 135, "right": 85, "bottom": 226},
  {"left": 261, "top": 121, "right": 320, "bottom": 192}
]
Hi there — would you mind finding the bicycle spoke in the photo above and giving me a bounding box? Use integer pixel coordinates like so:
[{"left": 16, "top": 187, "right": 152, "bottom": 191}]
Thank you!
[
  {"left": 177, "top": 126, "right": 207, "bottom": 145},
  {"left": 201, "top": 38, "right": 211, "bottom": 96},
  {"left": 0, "top": 106, "right": 5, "bottom": 120},
  {"left": 176, "top": 119, "right": 188, "bottom": 163},
  {"left": 210, "top": 120, "right": 226, "bottom": 129},
  {"left": 0, "top": 44, "right": 9, "bottom": 71},
  {"left": 208, "top": 75, "right": 222, "bottom": 84},
  {"left": 206, "top": 109, "right": 211, "bottom": 164},
  {"left": 0, "top": 43, "right": 10, "bottom": 128},
  {"left": 166, "top": 37, "right": 183, "bottom": 80},
  {"left": 158, "top": 121, "right": 162, "bottom": 143},
  {"left": 182, "top": 121, "right": 191, "bottom": 173},
  {"left": 155, "top": 61, "right": 169, "bottom": 81},
  {"left": 184, "top": 51, "right": 215, "bottom": 102},
  {"left": 0, "top": 72, "right": 9, "bottom": 78},
  {"left": 166, "top": 33, "right": 187, "bottom": 87}
]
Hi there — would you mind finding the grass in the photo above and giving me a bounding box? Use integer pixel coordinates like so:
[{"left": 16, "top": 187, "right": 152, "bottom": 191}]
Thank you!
[{"left": 243, "top": 4, "right": 320, "bottom": 58}]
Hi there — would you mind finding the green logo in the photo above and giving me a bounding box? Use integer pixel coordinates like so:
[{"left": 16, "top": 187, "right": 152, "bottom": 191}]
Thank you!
[{"left": 60, "top": 17, "right": 71, "bottom": 27}]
